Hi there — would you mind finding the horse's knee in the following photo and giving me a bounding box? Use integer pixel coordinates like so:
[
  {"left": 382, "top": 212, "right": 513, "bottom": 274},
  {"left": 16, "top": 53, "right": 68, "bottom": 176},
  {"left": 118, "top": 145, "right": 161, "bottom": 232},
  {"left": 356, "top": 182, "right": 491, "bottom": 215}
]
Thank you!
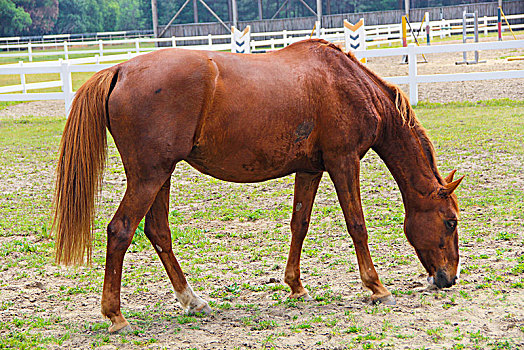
[
  {"left": 107, "top": 218, "right": 134, "bottom": 250},
  {"left": 347, "top": 223, "right": 368, "bottom": 241},
  {"left": 290, "top": 217, "right": 309, "bottom": 234}
]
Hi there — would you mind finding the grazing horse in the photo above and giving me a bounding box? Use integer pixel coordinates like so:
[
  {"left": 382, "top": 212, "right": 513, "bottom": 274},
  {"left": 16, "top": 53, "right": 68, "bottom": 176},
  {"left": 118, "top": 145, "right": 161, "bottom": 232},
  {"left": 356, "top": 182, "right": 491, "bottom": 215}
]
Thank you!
[{"left": 53, "top": 39, "right": 463, "bottom": 333}]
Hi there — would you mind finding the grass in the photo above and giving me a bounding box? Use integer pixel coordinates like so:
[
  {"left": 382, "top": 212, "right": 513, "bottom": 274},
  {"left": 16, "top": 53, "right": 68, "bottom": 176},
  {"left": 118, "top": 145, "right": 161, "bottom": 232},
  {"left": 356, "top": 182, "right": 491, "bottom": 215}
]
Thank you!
[{"left": 0, "top": 99, "right": 522, "bottom": 348}]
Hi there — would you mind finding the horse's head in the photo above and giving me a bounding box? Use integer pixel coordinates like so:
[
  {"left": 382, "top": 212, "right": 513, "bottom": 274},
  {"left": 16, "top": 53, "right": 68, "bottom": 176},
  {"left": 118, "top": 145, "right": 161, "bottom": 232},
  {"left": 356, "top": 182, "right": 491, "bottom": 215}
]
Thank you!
[{"left": 404, "top": 170, "right": 464, "bottom": 289}]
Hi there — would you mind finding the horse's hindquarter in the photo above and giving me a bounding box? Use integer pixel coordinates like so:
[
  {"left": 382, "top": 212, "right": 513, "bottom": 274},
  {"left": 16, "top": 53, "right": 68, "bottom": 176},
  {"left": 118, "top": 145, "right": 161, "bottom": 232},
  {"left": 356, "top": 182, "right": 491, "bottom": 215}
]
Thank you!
[{"left": 186, "top": 50, "right": 332, "bottom": 182}]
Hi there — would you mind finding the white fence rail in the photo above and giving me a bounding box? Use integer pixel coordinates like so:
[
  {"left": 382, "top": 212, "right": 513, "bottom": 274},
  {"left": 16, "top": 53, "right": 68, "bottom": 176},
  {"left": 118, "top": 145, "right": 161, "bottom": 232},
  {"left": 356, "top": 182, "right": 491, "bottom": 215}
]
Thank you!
[
  {"left": 1, "top": 40, "right": 522, "bottom": 110},
  {"left": 0, "top": 30, "right": 153, "bottom": 46},
  {"left": 355, "top": 40, "right": 524, "bottom": 104},
  {"left": 1, "top": 13, "right": 523, "bottom": 62}
]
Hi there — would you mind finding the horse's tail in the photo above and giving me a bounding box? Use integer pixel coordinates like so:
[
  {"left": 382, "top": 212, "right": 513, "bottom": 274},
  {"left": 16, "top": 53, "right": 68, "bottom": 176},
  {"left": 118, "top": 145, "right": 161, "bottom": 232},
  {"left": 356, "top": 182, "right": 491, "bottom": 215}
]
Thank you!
[{"left": 52, "top": 68, "right": 118, "bottom": 266}]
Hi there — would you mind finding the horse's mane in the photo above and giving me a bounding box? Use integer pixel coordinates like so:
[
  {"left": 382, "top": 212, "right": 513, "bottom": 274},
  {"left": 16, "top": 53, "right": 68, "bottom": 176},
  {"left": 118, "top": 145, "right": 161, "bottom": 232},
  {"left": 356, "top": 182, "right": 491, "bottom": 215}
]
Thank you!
[{"left": 306, "top": 39, "right": 444, "bottom": 184}]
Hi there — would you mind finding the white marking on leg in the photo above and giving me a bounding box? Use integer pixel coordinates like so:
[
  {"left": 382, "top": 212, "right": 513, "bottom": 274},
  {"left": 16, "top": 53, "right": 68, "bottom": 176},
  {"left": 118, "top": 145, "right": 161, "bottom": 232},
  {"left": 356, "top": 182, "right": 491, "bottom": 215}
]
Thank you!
[
  {"left": 176, "top": 284, "right": 198, "bottom": 310},
  {"left": 155, "top": 244, "right": 163, "bottom": 252},
  {"left": 175, "top": 284, "right": 208, "bottom": 313},
  {"left": 295, "top": 202, "right": 302, "bottom": 211}
]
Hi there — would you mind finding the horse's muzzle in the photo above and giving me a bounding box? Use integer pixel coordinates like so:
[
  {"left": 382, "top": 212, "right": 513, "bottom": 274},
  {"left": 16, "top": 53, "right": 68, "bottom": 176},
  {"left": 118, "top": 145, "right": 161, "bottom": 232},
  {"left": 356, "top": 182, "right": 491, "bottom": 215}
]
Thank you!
[{"left": 429, "top": 269, "right": 457, "bottom": 289}]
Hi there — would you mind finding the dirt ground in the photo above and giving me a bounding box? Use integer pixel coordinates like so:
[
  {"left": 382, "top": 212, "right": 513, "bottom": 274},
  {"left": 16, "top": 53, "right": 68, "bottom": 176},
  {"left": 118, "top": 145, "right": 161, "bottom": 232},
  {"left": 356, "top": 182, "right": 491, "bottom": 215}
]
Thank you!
[{"left": 0, "top": 41, "right": 523, "bottom": 349}]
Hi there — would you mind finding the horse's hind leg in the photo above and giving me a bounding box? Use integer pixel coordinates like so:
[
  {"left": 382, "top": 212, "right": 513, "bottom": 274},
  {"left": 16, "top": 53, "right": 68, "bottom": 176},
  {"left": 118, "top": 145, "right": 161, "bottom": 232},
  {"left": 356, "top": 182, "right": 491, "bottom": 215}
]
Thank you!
[
  {"left": 326, "top": 155, "right": 395, "bottom": 305},
  {"left": 101, "top": 175, "right": 170, "bottom": 333},
  {"left": 285, "top": 172, "right": 322, "bottom": 299},
  {"left": 144, "top": 177, "right": 210, "bottom": 314}
]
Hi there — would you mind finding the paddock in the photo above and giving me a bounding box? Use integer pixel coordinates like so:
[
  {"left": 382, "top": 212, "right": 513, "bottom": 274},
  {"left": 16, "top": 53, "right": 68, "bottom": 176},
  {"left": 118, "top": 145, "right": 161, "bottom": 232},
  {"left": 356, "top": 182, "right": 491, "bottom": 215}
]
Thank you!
[{"left": 0, "top": 46, "right": 523, "bottom": 349}]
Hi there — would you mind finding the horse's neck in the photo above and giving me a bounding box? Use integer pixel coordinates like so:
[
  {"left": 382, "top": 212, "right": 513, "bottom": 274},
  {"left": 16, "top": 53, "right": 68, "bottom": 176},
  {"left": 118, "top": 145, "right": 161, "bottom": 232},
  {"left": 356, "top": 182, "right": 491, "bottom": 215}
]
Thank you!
[{"left": 372, "top": 118, "right": 440, "bottom": 209}]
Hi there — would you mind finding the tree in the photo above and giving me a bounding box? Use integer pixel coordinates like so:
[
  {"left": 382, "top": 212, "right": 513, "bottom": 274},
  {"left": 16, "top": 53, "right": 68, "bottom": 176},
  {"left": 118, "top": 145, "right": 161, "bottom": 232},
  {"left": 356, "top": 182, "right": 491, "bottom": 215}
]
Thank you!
[
  {"left": 16, "top": 0, "right": 58, "bottom": 35},
  {"left": 0, "top": 0, "right": 32, "bottom": 36},
  {"left": 117, "top": 0, "right": 145, "bottom": 30},
  {"left": 54, "top": 0, "right": 104, "bottom": 33}
]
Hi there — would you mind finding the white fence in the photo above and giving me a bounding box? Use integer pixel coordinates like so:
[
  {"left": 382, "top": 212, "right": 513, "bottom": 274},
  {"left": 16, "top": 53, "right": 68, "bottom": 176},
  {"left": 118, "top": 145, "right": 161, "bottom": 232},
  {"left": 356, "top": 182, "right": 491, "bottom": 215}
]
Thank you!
[
  {"left": 0, "top": 30, "right": 153, "bottom": 46},
  {"left": 355, "top": 40, "right": 524, "bottom": 104},
  {"left": 1, "top": 13, "right": 523, "bottom": 62},
  {"left": 1, "top": 39, "right": 522, "bottom": 110},
  {"left": 0, "top": 52, "right": 140, "bottom": 110}
]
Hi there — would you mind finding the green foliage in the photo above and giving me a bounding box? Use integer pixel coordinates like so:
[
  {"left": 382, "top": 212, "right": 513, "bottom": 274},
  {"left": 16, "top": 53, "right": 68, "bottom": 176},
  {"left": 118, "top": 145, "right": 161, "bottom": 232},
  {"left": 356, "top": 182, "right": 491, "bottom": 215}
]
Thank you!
[
  {"left": 2, "top": 0, "right": 509, "bottom": 37},
  {"left": 0, "top": 0, "right": 32, "bottom": 36},
  {"left": 17, "top": 0, "right": 59, "bottom": 35}
]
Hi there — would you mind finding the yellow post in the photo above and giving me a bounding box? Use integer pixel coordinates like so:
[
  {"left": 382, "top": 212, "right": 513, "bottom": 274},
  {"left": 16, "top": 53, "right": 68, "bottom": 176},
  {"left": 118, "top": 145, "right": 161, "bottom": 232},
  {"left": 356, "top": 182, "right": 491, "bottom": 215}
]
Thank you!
[
  {"left": 500, "top": 7, "right": 517, "bottom": 40},
  {"left": 402, "top": 15, "right": 407, "bottom": 47},
  {"left": 309, "top": 23, "right": 316, "bottom": 39}
]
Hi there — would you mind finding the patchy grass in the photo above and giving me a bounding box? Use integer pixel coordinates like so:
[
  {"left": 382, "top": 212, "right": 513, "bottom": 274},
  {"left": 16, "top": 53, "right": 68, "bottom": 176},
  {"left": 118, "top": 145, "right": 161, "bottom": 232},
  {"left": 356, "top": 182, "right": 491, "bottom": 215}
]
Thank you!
[{"left": 0, "top": 99, "right": 522, "bottom": 348}]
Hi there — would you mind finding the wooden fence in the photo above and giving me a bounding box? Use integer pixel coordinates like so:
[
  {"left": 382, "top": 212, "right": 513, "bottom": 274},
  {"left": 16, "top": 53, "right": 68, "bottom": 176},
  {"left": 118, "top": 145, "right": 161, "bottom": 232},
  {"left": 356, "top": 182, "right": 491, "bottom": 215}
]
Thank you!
[{"left": 159, "top": 0, "right": 523, "bottom": 37}]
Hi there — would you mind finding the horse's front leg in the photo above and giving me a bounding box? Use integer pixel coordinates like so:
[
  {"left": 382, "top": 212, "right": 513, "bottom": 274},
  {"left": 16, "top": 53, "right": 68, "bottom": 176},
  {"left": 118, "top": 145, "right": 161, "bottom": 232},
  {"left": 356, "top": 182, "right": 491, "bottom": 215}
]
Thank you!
[
  {"left": 284, "top": 172, "right": 322, "bottom": 299},
  {"left": 326, "top": 155, "right": 395, "bottom": 305}
]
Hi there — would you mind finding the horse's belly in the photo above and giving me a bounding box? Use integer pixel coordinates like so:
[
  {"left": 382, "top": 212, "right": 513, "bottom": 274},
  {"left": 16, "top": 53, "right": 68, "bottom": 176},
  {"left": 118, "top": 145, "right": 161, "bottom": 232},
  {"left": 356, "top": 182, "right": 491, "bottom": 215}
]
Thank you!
[{"left": 185, "top": 142, "right": 319, "bottom": 183}]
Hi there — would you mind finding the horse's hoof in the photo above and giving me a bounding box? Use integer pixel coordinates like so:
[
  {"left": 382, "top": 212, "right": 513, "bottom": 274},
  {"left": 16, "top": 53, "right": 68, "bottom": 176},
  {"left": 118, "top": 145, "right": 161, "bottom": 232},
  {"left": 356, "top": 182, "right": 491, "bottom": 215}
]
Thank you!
[
  {"left": 288, "top": 291, "right": 313, "bottom": 301},
  {"left": 187, "top": 300, "right": 212, "bottom": 315},
  {"left": 108, "top": 322, "right": 133, "bottom": 334},
  {"left": 372, "top": 294, "right": 396, "bottom": 306}
]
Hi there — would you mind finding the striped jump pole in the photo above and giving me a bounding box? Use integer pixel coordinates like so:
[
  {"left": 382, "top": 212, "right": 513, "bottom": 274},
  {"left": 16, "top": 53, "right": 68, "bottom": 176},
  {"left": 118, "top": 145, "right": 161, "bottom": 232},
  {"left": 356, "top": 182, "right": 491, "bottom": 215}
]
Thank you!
[
  {"left": 402, "top": 15, "right": 408, "bottom": 47},
  {"left": 498, "top": 7, "right": 502, "bottom": 41},
  {"left": 425, "top": 12, "right": 431, "bottom": 45},
  {"left": 401, "top": 15, "right": 408, "bottom": 63}
]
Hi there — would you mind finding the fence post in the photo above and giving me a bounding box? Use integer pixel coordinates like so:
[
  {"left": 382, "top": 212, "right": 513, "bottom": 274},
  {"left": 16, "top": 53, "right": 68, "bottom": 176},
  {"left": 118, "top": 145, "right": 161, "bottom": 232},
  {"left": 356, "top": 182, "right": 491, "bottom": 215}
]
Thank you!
[
  {"left": 208, "top": 34, "right": 213, "bottom": 50},
  {"left": 283, "top": 30, "right": 287, "bottom": 47},
  {"left": 19, "top": 61, "right": 26, "bottom": 93},
  {"left": 407, "top": 43, "right": 418, "bottom": 105},
  {"left": 483, "top": 16, "right": 488, "bottom": 36},
  {"left": 60, "top": 59, "right": 73, "bottom": 114},
  {"left": 98, "top": 40, "right": 103, "bottom": 56},
  {"left": 135, "top": 38, "right": 140, "bottom": 53},
  {"left": 63, "top": 41, "right": 69, "bottom": 60},
  {"left": 171, "top": 36, "right": 176, "bottom": 47},
  {"left": 28, "top": 42, "right": 32, "bottom": 62}
]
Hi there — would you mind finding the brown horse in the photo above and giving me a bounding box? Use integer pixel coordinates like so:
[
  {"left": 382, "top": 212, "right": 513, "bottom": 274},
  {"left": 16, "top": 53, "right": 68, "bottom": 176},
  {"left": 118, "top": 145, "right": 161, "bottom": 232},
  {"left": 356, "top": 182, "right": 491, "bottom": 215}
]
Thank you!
[{"left": 53, "top": 39, "right": 463, "bottom": 333}]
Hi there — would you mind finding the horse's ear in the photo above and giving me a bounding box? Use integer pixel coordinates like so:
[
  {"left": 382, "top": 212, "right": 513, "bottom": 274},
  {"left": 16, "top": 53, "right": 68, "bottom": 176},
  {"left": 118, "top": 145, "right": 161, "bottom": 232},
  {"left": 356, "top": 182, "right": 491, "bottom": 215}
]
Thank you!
[
  {"left": 444, "top": 169, "right": 457, "bottom": 184},
  {"left": 439, "top": 175, "right": 465, "bottom": 197}
]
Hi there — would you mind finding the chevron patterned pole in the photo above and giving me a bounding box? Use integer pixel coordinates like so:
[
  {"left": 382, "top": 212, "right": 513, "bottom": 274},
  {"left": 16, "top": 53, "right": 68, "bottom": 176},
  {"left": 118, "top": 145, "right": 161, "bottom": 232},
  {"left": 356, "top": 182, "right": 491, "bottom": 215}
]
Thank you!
[
  {"left": 344, "top": 18, "right": 366, "bottom": 63},
  {"left": 231, "top": 26, "right": 251, "bottom": 53}
]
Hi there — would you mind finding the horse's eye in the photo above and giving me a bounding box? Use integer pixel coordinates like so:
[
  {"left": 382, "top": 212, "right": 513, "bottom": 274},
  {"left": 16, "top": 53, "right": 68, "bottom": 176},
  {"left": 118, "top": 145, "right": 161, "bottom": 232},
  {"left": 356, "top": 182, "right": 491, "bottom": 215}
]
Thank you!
[{"left": 445, "top": 220, "right": 457, "bottom": 231}]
